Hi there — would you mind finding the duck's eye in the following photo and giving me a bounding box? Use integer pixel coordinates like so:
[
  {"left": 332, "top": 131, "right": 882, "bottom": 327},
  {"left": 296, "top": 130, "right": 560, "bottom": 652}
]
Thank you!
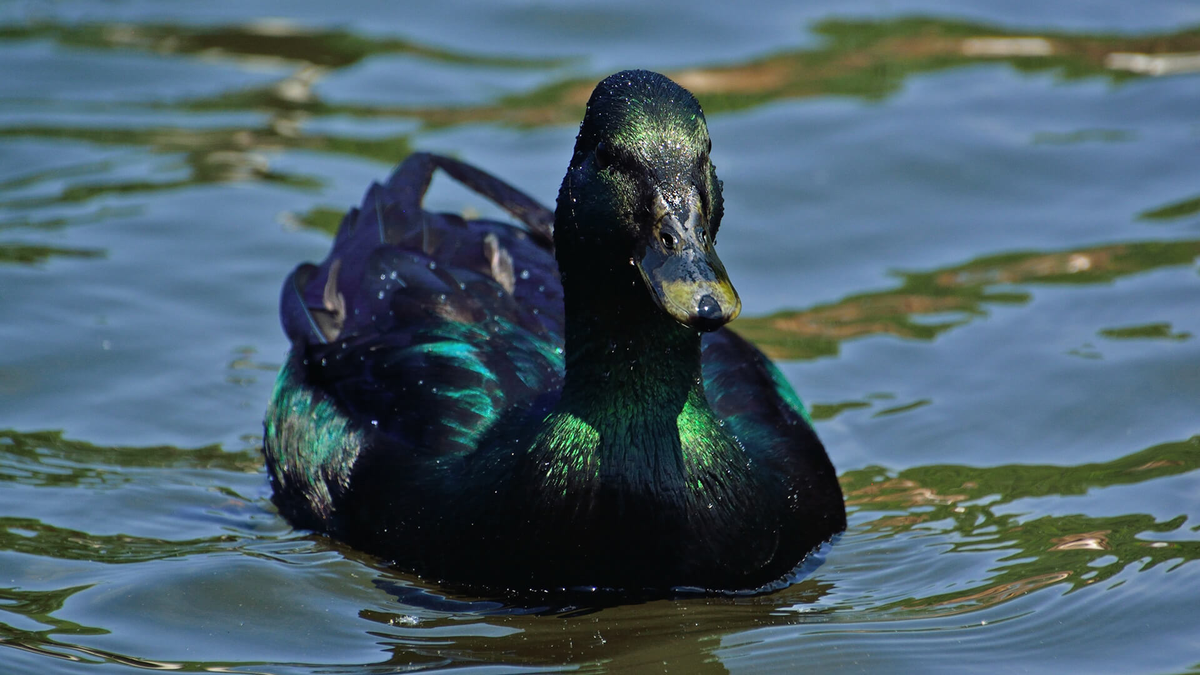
[
  {"left": 660, "top": 230, "right": 678, "bottom": 251},
  {"left": 705, "top": 136, "right": 712, "bottom": 153},
  {"left": 696, "top": 228, "right": 707, "bottom": 246},
  {"left": 595, "top": 141, "right": 613, "bottom": 171}
]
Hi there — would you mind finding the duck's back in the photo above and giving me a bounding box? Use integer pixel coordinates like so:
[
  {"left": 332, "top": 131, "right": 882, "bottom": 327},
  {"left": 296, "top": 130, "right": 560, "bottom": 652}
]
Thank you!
[{"left": 265, "top": 154, "right": 567, "bottom": 535}]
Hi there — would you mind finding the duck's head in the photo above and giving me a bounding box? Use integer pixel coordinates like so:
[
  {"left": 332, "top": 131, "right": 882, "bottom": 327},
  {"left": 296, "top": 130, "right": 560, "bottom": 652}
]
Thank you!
[{"left": 556, "top": 70, "right": 740, "bottom": 331}]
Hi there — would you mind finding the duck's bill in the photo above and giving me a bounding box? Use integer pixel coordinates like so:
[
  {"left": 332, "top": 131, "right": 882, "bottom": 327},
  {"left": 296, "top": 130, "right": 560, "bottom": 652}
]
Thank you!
[{"left": 637, "top": 243, "right": 741, "bottom": 331}]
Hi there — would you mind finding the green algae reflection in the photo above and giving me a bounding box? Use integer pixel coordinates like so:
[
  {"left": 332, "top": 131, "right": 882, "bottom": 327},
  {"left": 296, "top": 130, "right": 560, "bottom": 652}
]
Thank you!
[
  {"left": 0, "top": 20, "right": 562, "bottom": 70},
  {"left": 0, "top": 428, "right": 260, "bottom": 477},
  {"left": 0, "top": 243, "right": 103, "bottom": 265},
  {"left": 5, "top": 16, "right": 1198, "bottom": 271},
  {"left": 1140, "top": 194, "right": 1200, "bottom": 222},
  {"left": 1099, "top": 322, "right": 1192, "bottom": 341},
  {"left": 841, "top": 435, "right": 1200, "bottom": 615},
  {"left": 1, "top": 16, "right": 1199, "bottom": 161},
  {"left": 733, "top": 239, "right": 1200, "bottom": 361},
  {"left": 166, "top": 18, "right": 1200, "bottom": 126}
]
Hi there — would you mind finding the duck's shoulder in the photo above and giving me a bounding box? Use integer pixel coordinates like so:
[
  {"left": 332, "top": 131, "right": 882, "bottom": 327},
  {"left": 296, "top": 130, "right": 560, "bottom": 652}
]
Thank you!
[
  {"left": 702, "top": 328, "right": 810, "bottom": 424},
  {"left": 703, "top": 329, "right": 838, "bottom": 473},
  {"left": 265, "top": 154, "right": 566, "bottom": 524},
  {"left": 701, "top": 327, "right": 846, "bottom": 544}
]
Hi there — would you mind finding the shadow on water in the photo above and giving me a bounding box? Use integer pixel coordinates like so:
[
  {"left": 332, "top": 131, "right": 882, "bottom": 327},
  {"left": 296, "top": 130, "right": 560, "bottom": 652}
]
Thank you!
[
  {"left": 349, "top": 434, "right": 1198, "bottom": 673},
  {"left": 346, "top": 442, "right": 1200, "bottom": 673},
  {"left": 3, "top": 426, "right": 1194, "bottom": 672}
]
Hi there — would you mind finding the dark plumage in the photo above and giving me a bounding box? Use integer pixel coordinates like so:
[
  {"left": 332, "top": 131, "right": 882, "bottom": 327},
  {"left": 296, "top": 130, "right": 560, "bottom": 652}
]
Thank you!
[{"left": 263, "top": 70, "right": 845, "bottom": 592}]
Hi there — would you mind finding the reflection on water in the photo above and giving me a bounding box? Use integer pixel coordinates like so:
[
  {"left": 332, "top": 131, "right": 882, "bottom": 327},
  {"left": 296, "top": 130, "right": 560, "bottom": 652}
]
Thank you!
[
  {"left": 0, "top": 17, "right": 1198, "bottom": 219},
  {"left": 735, "top": 239, "right": 1200, "bottom": 360},
  {"left": 1, "top": 4, "right": 1198, "bottom": 673},
  {"left": 1140, "top": 193, "right": 1200, "bottom": 221},
  {"left": 0, "top": 20, "right": 560, "bottom": 70},
  {"left": 0, "top": 427, "right": 1195, "bottom": 671},
  {"left": 0, "top": 242, "right": 102, "bottom": 264},
  {"left": 6, "top": 17, "right": 1200, "bottom": 126},
  {"left": 0, "top": 124, "right": 373, "bottom": 208},
  {"left": 842, "top": 435, "right": 1200, "bottom": 610},
  {"left": 0, "top": 428, "right": 258, "bottom": 474},
  {"left": 1099, "top": 322, "right": 1192, "bottom": 341}
]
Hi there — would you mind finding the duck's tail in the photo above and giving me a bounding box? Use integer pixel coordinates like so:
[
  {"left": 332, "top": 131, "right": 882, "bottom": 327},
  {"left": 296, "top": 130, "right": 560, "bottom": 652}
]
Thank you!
[{"left": 280, "top": 153, "right": 556, "bottom": 347}]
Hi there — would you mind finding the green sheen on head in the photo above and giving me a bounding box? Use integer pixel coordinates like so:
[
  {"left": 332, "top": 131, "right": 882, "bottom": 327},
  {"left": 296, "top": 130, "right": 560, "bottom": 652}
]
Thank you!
[
  {"left": 557, "top": 70, "right": 739, "bottom": 331},
  {"left": 572, "top": 71, "right": 708, "bottom": 168}
]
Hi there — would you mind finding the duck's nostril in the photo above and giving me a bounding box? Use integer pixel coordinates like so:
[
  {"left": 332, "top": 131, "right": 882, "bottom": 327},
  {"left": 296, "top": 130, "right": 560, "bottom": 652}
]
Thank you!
[{"left": 697, "top": 294, "right": 721, "bottom": 320}]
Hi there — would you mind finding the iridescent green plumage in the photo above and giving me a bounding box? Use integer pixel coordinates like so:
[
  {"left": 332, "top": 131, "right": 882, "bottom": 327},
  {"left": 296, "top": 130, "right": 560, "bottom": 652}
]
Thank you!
[{"left": 263, "top": 70, "right": 845, "bottom": 591}]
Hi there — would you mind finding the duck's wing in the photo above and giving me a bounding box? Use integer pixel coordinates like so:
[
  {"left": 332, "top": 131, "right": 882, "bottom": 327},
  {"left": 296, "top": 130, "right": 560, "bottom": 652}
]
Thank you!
[
  {"left": 702, "top": 328, "right": 843, "bottom": 512},
  {"left": 277, "top": 153, "right": 565, "bottom": 462},
  {"left": 701, "top": 329, "right": 811, "bottom": 427}
]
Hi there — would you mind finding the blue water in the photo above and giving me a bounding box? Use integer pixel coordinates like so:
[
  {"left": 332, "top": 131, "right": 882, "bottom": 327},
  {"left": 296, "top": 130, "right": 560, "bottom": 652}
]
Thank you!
[{"left": 2, "top": 1, "right": 1199, "bottom": 672}]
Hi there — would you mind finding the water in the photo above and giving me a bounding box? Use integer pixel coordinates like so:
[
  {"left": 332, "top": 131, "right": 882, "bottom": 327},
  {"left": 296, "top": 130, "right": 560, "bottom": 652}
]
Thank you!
[{"left": 2, "top": 1, "right": 1199, "bottom": 672}]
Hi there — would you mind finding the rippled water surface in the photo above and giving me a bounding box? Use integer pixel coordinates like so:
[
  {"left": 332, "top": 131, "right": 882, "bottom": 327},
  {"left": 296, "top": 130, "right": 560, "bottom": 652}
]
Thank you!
[{"left": 2, "top": 1, "right": 1199, "bottom": 672}]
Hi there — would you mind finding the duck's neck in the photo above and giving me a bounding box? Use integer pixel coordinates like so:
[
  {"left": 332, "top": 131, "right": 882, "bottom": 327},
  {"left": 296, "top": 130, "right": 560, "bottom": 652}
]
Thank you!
[
  {"left": 564, "top": 255, "right": 697, "bottom": 393},
  {"left": 547, "top": 256, "right": 725, "bottom": 475}
]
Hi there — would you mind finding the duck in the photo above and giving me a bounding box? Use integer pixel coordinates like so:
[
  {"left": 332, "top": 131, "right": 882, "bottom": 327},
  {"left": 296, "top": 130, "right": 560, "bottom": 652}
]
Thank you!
[{"left": 263, "top": 70, "right": 845, "bottom": 592}]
